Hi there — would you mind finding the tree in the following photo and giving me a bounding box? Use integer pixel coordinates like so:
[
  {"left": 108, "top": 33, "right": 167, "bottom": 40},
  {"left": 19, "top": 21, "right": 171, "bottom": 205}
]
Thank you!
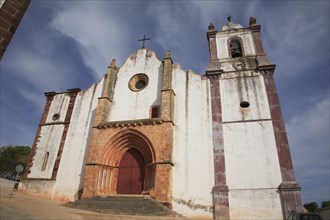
[
  {"left": 0, "top": 145, "right": 30, "bottom": 177},
  {"left": 303, "top": 202, "right": 319, "bottom": 212},
  {"left": 321, "top": 201, "right": 330, "bottom": 208}
]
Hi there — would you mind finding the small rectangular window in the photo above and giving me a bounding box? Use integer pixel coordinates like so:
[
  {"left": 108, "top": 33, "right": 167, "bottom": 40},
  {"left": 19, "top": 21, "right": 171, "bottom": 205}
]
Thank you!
[
  {"left": 150, "top": 106, "right": 159, "bottom": 118},
  {"left": 41, "top": 152, "right": 49, "bottom": 171}
]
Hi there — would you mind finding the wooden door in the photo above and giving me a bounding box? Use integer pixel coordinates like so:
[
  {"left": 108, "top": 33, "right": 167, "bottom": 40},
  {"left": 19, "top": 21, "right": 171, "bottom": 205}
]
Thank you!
[{"left": 116, "top": 148, "right": 145, "bottom": 194}]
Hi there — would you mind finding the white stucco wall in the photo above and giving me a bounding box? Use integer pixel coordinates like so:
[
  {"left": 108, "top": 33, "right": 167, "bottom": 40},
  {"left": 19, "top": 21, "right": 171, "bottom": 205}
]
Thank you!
[
  {"left": 172, "top": 67, "right": 214, "bottom": 218},
  {"left": 109, "top": 49, "right": 163, "bottom": 121},
  {"left": 220, "top": 73, "right": 283, "bottom": 219},
  {"left": 54, "top": 79, "right": 104, "bottom": 200},
  {"left": 45, "top": 94, "right": 70, "bottom": 123},
  {"left": 229, "top": 189, "right": 283, "bottom": 220},
  {"left": 223, "top": 121, "right": 283, "bottom": 219},
  {"left": 221, "top": 72, "right": 271, "bottom": 122},
  {"left": 28, "top": 93, "right": 71, "bottom": 179},
  {"left": 28, "top": 124, "right": 65, "bottom": 179},
  {"left": 224, "top": 121, "right": 282, "bottom": 189}
]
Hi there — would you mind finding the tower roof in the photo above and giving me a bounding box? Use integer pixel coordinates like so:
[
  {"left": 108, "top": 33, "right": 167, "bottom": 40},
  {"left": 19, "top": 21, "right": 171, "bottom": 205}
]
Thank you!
[
  {"left": 221, "top": 22, "right": 244, "bottom": 31},
  {"left": 221, "top": 16, "right": 244, "bottom": 31}
]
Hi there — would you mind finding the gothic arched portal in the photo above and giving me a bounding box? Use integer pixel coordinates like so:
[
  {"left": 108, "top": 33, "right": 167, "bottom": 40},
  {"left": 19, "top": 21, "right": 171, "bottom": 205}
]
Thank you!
[{"left": 95, "top": 129, "right": 155, "bottom": 196}]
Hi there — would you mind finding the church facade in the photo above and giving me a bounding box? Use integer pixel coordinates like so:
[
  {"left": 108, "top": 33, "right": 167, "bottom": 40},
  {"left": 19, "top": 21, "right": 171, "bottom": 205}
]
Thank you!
[{"left": 22, "top": 18, "right": 303, "bottom": 219}]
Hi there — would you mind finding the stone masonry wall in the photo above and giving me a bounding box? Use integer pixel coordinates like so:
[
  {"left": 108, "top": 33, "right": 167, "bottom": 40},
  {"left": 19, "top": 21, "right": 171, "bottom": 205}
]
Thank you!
[{"left": 0, "top": 0, "right": 31, "bottom": 60}]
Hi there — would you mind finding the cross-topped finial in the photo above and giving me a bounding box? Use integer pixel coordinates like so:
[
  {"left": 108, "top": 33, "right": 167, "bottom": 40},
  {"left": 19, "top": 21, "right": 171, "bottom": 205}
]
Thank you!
[{"left": 138, "top": 35, "right": 151, "bottom": 48}]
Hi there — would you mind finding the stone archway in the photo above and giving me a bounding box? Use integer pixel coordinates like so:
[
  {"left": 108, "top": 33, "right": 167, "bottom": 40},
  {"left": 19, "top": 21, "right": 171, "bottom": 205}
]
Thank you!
[{"left": 95, "top": 129, "right": 155, "bottom": 196}]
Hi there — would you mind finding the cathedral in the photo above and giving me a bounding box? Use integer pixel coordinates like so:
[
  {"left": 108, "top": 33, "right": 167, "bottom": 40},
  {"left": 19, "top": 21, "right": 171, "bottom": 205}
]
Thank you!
[{"left": 21, "top": 17, "right": 303, "bottom": 219}]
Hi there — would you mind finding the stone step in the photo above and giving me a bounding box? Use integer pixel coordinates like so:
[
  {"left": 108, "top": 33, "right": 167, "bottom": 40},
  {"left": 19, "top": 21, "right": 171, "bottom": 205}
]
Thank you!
[
  {"left": 77, "top": 213, "right": 192, "bottom": 220},
  {"left": 66, "top": 196, "right": 180, "bottom": 217}
]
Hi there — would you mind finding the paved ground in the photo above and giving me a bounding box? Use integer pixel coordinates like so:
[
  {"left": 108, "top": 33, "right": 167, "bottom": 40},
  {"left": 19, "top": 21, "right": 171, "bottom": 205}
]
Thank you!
[{"left": 0, "top": 178, "right": 201, "bottom": 220}]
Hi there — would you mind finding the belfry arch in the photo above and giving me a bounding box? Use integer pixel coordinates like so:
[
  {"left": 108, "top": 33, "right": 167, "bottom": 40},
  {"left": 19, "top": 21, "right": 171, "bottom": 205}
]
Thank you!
[{"left": 96, "top": 129, "right": 156, "bottom": 196}]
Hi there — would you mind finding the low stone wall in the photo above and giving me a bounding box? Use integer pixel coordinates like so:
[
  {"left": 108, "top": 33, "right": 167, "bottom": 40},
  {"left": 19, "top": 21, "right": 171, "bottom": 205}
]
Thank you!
[
  {"left": 20, "top": 179, "right": 56, "bottom": 199},
  {"left": 315, "top": 207, "right": 330, "bottom": 220}
]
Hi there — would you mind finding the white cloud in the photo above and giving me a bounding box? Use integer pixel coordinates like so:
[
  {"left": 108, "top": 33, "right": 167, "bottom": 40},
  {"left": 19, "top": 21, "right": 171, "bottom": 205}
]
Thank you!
[
  {"left": 5, "top": 51, "right": 74, "bottom": 91},
  {"left": 146, "top": 2, "right": 196, "bottom": 51},
  {"left": 261, "top": 1, "right": 330, "bottom": 80},
  {"left": 50, "top": 2, "right": 131, "bottom": 78},
  {"left": 287, "top": 93, "right": 330, "bottom": 203},
  {"left": 145, "top": 2, "right": 212, "bottom": 73}
]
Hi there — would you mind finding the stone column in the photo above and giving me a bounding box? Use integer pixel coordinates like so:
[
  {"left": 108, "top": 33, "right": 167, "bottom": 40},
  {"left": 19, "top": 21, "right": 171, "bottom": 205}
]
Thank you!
[
  {"left": 207, "top": 23, "right": 220, "bottom": 72},
  {"left": 208, "top": 74, "right": 229, "bottom": 220},
  {"left": 93, "top": 59, "right": 118, "bottom": 126},
  {"left": 206, "top": 23, "right": 230, "bottom": 220},
  {"left": 249, "top": 17, "right": 273, "bottom": 68},
  {"left": 263, "top": 69, "right": 303, "bottom": 218},
  {"left": 161, "top": 50, "right": 175, "bottom": 122}
]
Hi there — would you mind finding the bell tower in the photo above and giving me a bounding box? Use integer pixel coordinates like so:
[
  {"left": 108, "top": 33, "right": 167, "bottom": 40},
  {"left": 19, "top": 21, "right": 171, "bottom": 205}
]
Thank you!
[{"left": 206, "top": 17, "right": 303, "bottom": 220}]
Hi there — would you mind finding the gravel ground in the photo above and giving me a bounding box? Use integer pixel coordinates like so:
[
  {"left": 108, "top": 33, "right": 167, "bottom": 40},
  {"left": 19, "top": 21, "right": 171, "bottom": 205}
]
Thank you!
[{"left": 0, "top": 178, "right": 202, "bottom": 220}]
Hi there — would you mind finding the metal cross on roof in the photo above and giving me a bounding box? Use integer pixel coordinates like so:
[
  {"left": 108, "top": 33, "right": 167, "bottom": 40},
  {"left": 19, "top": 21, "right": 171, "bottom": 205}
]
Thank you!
[
  {"left": 227, "top": 15, "right": 232, "bottom": 22},
  {"left": 138, "top": 35, "right": 150, "bottom": 48}
]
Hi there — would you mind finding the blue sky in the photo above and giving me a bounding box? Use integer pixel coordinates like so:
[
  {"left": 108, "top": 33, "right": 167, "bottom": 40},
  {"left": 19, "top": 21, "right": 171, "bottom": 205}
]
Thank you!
[{"left": 1, "top": 1, "right": 329, "bottom": 206}]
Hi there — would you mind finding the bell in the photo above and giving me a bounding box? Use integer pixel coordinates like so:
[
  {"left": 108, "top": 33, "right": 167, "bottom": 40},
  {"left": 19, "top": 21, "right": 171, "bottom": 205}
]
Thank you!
[
  {"left": 231, "top": 48, "right": 242, "bottom": 57},
  {"left": 230, "top": 41, "right": 242, "bottom": 58}
]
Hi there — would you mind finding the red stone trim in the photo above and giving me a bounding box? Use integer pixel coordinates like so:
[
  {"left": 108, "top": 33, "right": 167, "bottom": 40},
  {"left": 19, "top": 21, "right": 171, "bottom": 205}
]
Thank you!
[
  {"left": 249, "top": 25, "right": 263, "bottom": 54},
  {"left": 24, "top": 93, "right": 56, "bottom": 178},
  {"left": 208, "top": 73, "right": 230, "bottom": 219},
  {"left": 39, "top": 122, "right": 70, "bottom": 126},
  {"left": 263, "top": 73, "right": 303, "bottom": 218},
  {"left": 249, "top": 24, "right": 274, "bottom": 68},
  {"left": 147, "top": 161, "right": 174, "bottom": 166},
  {"left": 207, "top": 30, "right": 218, "bottom": 60},
  {"left": 207, "top": 30, "right": 221, "bottom": 72},
  {"left": 263, "top": 74, "right": 295, "bottom": 181},
  {"left": 206, "top": 70, "right": 223, "bottom": 77},
  {"left": 97, "top": 118, "right": 165, "bottom": 129},
  {"left": 51, "top": 91, "right": 80, "bottom": 179}
]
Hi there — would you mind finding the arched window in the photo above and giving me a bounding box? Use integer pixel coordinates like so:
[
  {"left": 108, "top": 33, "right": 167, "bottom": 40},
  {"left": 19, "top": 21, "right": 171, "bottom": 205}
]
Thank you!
[
  {"left": 41, "top": 152, "right": 49, "bottom": 171},
  {"left": 230, "top": 39, "right": 243, "bottom": 58}
]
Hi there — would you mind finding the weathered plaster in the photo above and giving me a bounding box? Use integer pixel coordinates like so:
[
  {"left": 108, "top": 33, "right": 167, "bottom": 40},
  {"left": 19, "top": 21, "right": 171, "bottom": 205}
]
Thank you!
[
  {"left": 28, "top": 124, "right": 65, "bottom": 179},
  {"left": 53, "top": 80, "right": 103, "bottom": 201},
  {"left": 20, "top": 179, "right": 56, "bottom": 199},
  {"left": 172, "top": 66, "right": 214, "bottom": 218},
  {"left": 229, "top": 189, "right": 283, "bottom": 220},
  {"left": 45, "top": 94, "right": 70, "bottom": 123},
  {"left": 220, "top": 73, "right": 271, "bottom": 122},
  {"left": 109, "top": 49, "right": 163, "bottom": 121},
  {"left": 223, "top": 121, "right": 282, "bottom": 189}
]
